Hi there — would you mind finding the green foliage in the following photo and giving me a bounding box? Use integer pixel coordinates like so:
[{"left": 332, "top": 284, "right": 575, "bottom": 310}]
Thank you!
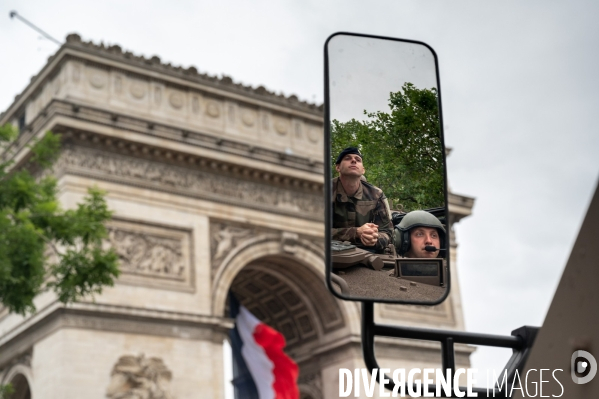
[
  {"left": 0, "top": 126, "right": 119, "bottom": 314},
  {"left": 0, "top": 383, "right": 14, "bottom": 399},
  {"left": 331, "top": 83, "right": 445, "bottom": 212}
]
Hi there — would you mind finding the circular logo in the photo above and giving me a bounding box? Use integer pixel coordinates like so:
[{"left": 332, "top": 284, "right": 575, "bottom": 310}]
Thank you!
[{"left": 571, "top": 350, "right": 597, "bottom": 384}]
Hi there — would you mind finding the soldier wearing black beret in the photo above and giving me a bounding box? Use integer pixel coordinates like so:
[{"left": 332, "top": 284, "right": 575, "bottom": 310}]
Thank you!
[{"left": 332, "top": 147, "right": 392, "bottom": 253}]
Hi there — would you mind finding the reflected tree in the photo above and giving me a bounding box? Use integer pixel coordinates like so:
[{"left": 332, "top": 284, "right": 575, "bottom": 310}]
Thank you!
[{"left": 331, "top": 83, "right": 444, "bottom": 212}]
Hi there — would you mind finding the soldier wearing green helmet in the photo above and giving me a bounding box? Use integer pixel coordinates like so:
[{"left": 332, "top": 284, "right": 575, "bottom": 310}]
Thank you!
[{"left": 394, "top": 210, "right": 446, "bottom": 258}]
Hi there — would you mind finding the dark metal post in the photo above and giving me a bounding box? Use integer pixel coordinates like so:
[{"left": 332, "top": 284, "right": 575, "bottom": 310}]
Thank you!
[
  {"left": 361, "top": 300, "right": 537, "bottom": 398},
  {"left": 442, "top": 337, "right": 455, "bottom": 377}
]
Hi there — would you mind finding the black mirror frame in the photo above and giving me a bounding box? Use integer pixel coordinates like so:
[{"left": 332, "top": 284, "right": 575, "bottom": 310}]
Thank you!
[{"left": 324, "top": 31, "right": 451, "bottom": 305}]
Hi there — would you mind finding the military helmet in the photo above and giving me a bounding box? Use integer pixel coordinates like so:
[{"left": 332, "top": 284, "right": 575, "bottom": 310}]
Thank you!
[{"left": 394, "top": 210, "right": 446, "bottom": 256}]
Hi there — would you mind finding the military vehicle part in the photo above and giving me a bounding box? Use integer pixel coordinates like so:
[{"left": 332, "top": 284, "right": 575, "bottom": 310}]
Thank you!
[
  {"left": 362, "top": 302, "right": 539, "bottom": 397},
  {"left": 393, "top": 258, "right": 444, "bottom": 287}
]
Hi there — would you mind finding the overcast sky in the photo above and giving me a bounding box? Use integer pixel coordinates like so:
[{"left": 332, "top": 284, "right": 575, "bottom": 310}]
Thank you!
[
  {"left": 328, "top": 34, "right": 438, "bottom": 122},
  {"left": 2, "top": 0, "right": 598, "bottom": 387}
]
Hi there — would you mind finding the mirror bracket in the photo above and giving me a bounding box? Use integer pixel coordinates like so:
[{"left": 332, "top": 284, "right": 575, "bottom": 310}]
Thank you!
[{"left": 361, "top": 302, "right": 539, "bottom": 397}]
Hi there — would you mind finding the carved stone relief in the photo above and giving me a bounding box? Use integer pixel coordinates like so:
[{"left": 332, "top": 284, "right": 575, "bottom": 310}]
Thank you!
[
  {"left": 241, "top": 108, "right": 258, "bottom": 127},
  {"left": 298, "top": 372, "right": 323, "bottom": 399},
  {"left": 168, "top": 91, "right": 184, "bottom": 110},
  {"left": 37, "top": 59, "right": 324, "bottom": 160},
  {"left": 54, "top": 146, "right": 323, "bottom": 220},
  {"left": 274, "top": 117, "right": 289, "bottom": 135},
  {"left": 21, "top": 56, "right": 324, "bottom": 165},
  {"left": 210, "top": 222, "right": 255, "bottom": 278},
  {"left": 129, "top": 78, "right": 147, "bottom": 100},
  {"left": 307, "top": 124, "right": 320, "bottom": 144},
  {"left": 241, "top": 109, "right": 256, "bottom": 127},
  {"left": 88, "top": 67, "right": 108, "bottom": 89},
  {"left": 211, "top": 226, "right": 252, "bottom": 264},
  {"left": 61, "top": 35, "right": 321, "bottom": 114},
  {"left": 105, "top": 219, "right": 194, "bottom": 291},
  {"left": 106, "top": 354, "right": 172, "bottom": 399},
  {"left": 206, "top": 101, "right": 220, "bottom": 118}
]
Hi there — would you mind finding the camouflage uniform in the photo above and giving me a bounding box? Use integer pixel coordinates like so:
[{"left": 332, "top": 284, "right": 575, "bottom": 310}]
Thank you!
[{"left": 332, "top": 177, "right": 393, "bottom": 253}]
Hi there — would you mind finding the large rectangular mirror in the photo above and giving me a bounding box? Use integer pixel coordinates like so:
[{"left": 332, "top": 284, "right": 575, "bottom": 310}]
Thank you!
[{"left": 325, "top": 32, "right": 449, "bottom": 304}]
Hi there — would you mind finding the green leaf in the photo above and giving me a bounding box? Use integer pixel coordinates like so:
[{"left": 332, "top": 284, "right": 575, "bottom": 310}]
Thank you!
[
  {"left": 0, "top": 124, "right": 17, "bottom": 143},
  {"left": 0, "top": 383, "right": 15, "bottom": 399},
  {"left": 29, "top": 131, "right": 61, "bottom": 168},
  {"left": 0, "top": 126, "right": 119, "bottom": 314}
]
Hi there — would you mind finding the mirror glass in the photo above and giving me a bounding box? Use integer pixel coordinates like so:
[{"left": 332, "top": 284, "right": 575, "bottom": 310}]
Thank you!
[{"left": 325, "top": 33, "right": 449, "bottom": 304}]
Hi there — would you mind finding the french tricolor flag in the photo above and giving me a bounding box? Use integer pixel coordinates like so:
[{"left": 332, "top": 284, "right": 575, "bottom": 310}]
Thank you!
[{"left": 230, "top": 296, "right": 299, "bottom": 399}]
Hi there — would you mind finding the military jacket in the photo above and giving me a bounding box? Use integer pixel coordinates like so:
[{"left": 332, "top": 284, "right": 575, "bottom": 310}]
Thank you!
[{"left": 332, "top": 177, "right": 392, "bottom": 253}]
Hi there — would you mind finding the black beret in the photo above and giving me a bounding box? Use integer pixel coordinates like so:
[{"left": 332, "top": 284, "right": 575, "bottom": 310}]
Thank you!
[{"left": 335, "top": 147, "right": 363, "bottom": 164}]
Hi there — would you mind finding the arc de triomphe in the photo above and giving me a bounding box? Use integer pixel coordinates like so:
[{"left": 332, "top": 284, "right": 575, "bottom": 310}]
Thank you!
[{"left": 0, "top": 34, "right": 475, "bottom": 398}]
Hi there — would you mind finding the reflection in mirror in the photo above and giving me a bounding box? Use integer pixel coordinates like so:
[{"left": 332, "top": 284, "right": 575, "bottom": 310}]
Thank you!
[{"left": 326, "top": 33, "right": 449, "bottom": 304}]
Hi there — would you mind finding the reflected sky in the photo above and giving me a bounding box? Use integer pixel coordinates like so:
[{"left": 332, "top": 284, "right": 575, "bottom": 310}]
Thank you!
[{"left": 328, "top": 34, "right": 438, "bottom": 122}]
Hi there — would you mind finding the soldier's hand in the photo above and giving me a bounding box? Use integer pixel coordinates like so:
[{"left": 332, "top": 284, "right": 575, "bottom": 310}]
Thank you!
[{"left": 357, "top": 223, "right": 379, "bottom": 247}]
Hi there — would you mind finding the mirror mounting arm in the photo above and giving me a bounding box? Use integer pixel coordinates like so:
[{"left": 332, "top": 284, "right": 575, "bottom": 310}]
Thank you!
[{"left": 361, "top": 302, "right": 539, "bottom": 398}]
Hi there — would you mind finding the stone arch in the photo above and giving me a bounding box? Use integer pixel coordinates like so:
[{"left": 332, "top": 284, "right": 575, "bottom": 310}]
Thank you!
[
  {"left": 211, "top": 233, "right": 360, "bottom": 342},
  {"left": 2, "top": 365, "right": 32, "bottom": 399},
  {"left": 213, "top": 233, "right": 361, "bottom": 398}
]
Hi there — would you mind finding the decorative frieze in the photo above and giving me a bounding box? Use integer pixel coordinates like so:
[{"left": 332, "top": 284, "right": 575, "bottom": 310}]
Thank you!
[
  {"left": 2, "top": 98, "right": 324, "bottom": 178},
  {"left": 54, "top": 54, "right": 323, "bottom": 158},
  {"left": 54, "top": 145, "right": 324, "bottom": 221},
  {"left": 298, "top": 371, "right": 323, "bottom": 399},
  {"left": 105, "top": 219, "right": 194, "bottom": 291},
  {"left": 63, "top": 33, "right": 321, "bottom": 114}
]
